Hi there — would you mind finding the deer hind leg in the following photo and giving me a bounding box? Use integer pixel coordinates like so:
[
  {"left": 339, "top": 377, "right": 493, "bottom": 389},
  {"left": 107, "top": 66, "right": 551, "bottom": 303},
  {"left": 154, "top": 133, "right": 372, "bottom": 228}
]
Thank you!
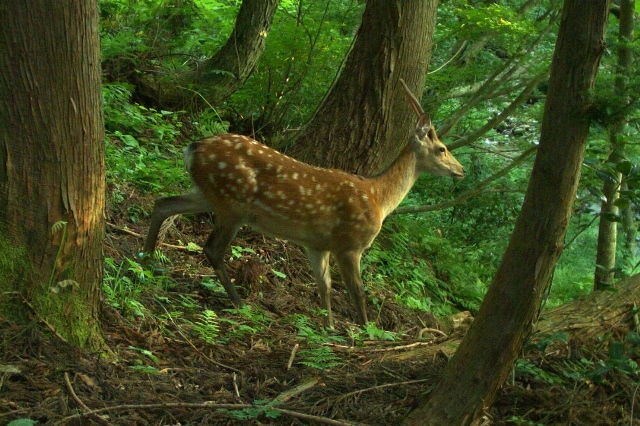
[
  {"left": 143, "top": 190, "right": 212, "bottom": 255},
  {"left": 335, "top": 250, "right": 368, "bottom": 325},
  {"left": 202, "top": 220, "right": 243, "bottom": 308},
  {"left": 307, "top": 249, "right": 333, "bottom": 328}
]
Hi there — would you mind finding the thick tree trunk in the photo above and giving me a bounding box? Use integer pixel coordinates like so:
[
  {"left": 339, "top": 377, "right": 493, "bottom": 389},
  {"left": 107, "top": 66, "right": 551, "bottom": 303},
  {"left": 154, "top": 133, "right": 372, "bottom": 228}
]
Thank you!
[
  {"left": 402, "top": 1, "right": 609, "bottom": 425},
  {"left": 288, "top": 0, "right": 438, "bottom": 175},
  {"left": 621, "top": 178, "right": 637, "bottom": 260},
  {"left": 0, "top": 0, "right": 107, "bottom": 351}
]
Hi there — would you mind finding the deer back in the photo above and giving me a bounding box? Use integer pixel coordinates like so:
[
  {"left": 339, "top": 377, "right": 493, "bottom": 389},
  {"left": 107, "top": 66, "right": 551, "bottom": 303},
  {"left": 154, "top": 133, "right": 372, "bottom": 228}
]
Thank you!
[{"left": 186, "top": 135, "right": 384, "bottom": 251}]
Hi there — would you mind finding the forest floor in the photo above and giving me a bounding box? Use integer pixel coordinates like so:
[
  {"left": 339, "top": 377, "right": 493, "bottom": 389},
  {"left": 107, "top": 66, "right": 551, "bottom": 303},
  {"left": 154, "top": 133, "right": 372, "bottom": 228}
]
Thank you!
[{"left": 1, "top": 193, "right": 639, "bottom": 425}]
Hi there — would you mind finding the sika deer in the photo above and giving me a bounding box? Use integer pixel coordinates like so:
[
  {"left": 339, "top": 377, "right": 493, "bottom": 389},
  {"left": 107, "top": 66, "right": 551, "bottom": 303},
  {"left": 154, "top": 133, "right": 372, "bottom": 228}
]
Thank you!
[{"left": 143, "top": 79, "right": 464, "bottom": 327}]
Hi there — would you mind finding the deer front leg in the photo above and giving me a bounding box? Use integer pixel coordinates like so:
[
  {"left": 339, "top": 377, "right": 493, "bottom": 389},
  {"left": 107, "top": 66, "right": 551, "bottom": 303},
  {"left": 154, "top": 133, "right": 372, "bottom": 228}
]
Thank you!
[
  {"left": 202, "top": 222, "right": 243, "bottom": 308},
  {"left": 307, "top": 249, "right": 333, "bottom": 328},
  {"left": 335, "top": 250, "right": 368, "bottom": 325}
]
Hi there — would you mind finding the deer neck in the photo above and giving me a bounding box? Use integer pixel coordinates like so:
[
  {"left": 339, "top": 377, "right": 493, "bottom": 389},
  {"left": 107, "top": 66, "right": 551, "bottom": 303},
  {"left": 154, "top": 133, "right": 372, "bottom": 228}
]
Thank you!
[{"left": 367, "top": 146, "right": 418, "bottom": 219}]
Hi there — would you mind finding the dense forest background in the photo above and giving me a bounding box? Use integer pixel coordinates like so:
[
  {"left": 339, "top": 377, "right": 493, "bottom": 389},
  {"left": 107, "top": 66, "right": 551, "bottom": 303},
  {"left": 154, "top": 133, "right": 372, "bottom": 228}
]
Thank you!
[
  {"left": 100, "top": 0, "right": 639, "bottom": 312},
  {"left": 2, "top": 0, "right": 640, "bottom": 424}
]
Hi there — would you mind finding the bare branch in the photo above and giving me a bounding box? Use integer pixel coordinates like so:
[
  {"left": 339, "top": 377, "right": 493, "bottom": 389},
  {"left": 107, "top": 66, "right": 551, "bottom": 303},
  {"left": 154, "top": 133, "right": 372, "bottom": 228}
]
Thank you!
[{"left": 393, "top": 145, "right": 537, "bottom": 215}]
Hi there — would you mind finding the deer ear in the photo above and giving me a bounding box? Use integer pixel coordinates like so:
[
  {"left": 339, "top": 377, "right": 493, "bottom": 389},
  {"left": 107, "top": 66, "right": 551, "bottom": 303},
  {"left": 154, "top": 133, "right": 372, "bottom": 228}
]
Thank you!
[{"left": 415, "top": 113, "right": 432, "bottom": 138}]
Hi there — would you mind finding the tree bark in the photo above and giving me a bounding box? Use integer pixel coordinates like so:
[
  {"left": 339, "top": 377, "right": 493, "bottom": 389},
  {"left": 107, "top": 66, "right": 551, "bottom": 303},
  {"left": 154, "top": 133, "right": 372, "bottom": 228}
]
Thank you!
[
  {"left": 287, "top": 0, "right": 438, "bottom": 175},
  {"left": 402, "top": 1, "right": 609, "bottom": 424},
  {"left": 133, "top": 0, "right": 280, "bottom": 109},
  {"left": 594, "top": 137, "right": 622, "bottom": 289},
  {"left": 621, "top": 179, "right": 637, "bottom": 261},
  {"left": 0, "top": 0, "right": 107, "bottom": 351},
  {"left": 196, "top": 0, "right": 280, "bottom": 99},
  {"left": 594, "top": 0, "right": 635, "bottom": 289}
]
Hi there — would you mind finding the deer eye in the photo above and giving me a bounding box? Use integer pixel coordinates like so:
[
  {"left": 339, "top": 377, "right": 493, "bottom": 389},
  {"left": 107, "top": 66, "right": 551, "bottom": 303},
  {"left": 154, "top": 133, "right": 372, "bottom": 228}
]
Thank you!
[{"left": 438, "top": 147, "right": 446, "bottom": 153}]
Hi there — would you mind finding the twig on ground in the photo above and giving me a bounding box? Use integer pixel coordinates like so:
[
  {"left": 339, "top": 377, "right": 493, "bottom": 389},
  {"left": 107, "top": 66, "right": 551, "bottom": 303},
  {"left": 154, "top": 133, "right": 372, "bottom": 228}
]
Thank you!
[
  {"left": 287, "top": 343, "right": 300, "bottom": 370},
  {"left": 53, "top": 401, "right": 365, "bottom": 426},
  {"left": 327, "top": 340, "right": 437, "bottom": 353},
  {"left": 106, "top": 222, "right": 189, "bottom": 251},
  {"left": 232, "top": 372, "right": 241, "bottom": 399},
  {"left": 418, "top": 327, "right": 447, "bottom": 339},
  {"left": 336, "top": 378, "right": 430, "bottom": 401},
  {"left": 64, "top": 372, "right": 111, "bottom": 425},
  {"left": 274, "top": 377, "right": 319, "bottom": 402}
]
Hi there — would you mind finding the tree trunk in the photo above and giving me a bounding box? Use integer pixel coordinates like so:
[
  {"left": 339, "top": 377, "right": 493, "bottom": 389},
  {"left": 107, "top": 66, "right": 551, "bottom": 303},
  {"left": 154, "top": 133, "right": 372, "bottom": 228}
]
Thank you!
[
  {"left": 402, "top": 1, "right": 609, "bottom": 425},
  {"left": 287, "top": 0, "right": 438, "bottom": 175},
  {"left": 594, "top": 138, "right": 622, "bottom": 289},
  {"left": 196, "top": 0, "right": 280, "bottom": 100},
  {"left": 135, "top": 0, "right": 281, "bottom": 109},
  {"left": 0, "top": 0, "right": 107, "bottom": 351},
  {"left": 594, "top": 0, "right": 635, "bottom": 289},
  {"left": 621, "top": 179, "right": 637, "bottom": 262}
]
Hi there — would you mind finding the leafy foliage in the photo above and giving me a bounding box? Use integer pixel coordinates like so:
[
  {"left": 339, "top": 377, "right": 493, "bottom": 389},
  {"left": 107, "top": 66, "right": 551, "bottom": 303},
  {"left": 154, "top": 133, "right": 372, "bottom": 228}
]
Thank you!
[
  {"left": 191, "top": 309, "right": 220, "bottom": 344},
  {"left": 220, "top": 400, "right": 282, "bottom": 421},
  {"left": 103, "top": 83, "right": 189, "bottom": 194},
  {"left": 296, "top": 346, "right": 343, "bottom": 370},
  {"left": 364, "top": 214, "right": 487, "bottom": 316},
  {"left": 103, "top": 257, "right": 160, "bottom": 317}
]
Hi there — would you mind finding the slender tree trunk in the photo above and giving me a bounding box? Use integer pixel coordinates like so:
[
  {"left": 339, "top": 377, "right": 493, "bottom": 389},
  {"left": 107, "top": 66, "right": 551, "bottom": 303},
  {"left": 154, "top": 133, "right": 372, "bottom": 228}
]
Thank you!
[
  {"left": 288, "top": 0, "right": 438, "bottom": 175},
  {"left": 594, "top": 135, "right": 622, "bottom": 288},
  {"left": 594, "top": 0, "right": 635, "bottom": 289},
  {"left": 402, "top": 1, "right": 609, "bottom": 424},
  {"left": 0, "top": 0, "right": 107, "bottom": 351},
  {"left": 621, "top": 179, "right": 637, "bottom": 262},
  {"left": 615, "top": 0, "right": 636, "bottom": 274}
]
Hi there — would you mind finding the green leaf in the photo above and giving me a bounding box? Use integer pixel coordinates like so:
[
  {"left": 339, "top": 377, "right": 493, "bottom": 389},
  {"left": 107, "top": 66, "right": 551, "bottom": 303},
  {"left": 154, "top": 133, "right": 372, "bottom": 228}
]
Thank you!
[
  {"left": 614, "top": 160, "right": 633, "bottom": 176},
  {"left": 626, "top": 332, "right": 640, "bottom": 345},
  {"left": 625, "top": 176, "right": 640, "bottom": 189},
  {"left": 271, "top": 269, "right": 287, "bottom": 279},
  {"left": 587, "top": 186, "right": 606, "bottom": 202},
  {"left": 608, "top": 341, "right": 625, "bottom": 361},
  {"left": 613, "top": 198, "right": 631, "bottom": 210},
  {"left": 7, "top": 420, "right": 38, "bottom": 426},
  {"left": 596, "top": 168, "right": 619, "bottom": 184},
  {"left": 602, "top": 212, "right": 622, "bottom": 222}
]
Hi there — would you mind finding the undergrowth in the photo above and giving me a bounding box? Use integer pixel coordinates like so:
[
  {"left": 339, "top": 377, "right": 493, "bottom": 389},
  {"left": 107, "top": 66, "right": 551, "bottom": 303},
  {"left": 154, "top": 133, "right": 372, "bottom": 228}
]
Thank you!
[{"left": 363, "top": 214, "right": 487, "bottom": 317}]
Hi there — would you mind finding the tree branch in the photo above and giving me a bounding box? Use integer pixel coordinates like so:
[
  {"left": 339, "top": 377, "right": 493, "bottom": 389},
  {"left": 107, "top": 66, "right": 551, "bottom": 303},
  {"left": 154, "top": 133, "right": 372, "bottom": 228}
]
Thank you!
[
  {"left": 449, "top": 71, "right": 548, "bottom": 150},
  {"left": 393, "top": 145, "right": 537, "bottom": 215}
]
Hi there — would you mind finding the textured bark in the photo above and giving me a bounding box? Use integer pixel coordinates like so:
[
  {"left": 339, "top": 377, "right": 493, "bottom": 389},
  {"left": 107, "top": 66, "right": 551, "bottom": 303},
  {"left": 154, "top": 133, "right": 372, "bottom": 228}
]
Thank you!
[
  {"left": 402, "top": 1, "right": 609, "bottom": 424},
  {"left": 194, "top": 0, "right": 280, "bottom": 101},
  {"left": 594, "top": 137, "right": 622, "bottom": 289},
  {"left": 288, "top": 0, "right": 438, "bottom": 175},
  {"left": 0, "top": 0, "right": 106, "bottom": 350}
]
